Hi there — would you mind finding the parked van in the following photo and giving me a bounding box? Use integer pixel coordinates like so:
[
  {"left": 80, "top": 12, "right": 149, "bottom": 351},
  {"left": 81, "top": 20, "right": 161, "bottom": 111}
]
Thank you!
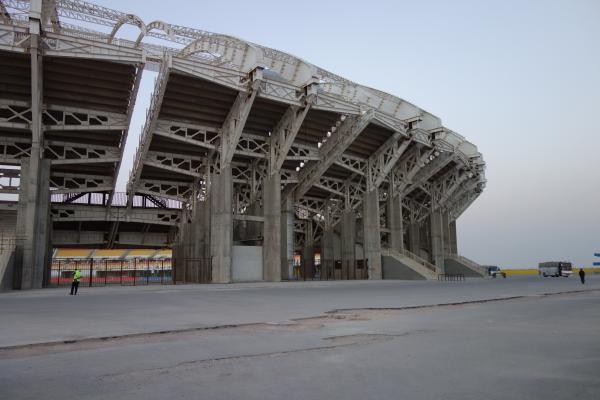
[
  {"left": 538, "top": 261, "right": 573, "bottom": 277},
  {"left": 485, "top": 266, "right": 506, "bottom": 278}
]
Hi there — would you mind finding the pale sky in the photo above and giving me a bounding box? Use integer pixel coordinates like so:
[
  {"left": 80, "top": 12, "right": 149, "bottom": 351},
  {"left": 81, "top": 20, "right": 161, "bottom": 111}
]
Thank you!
[{"left": 96, "top": 0, "right": 599, "bottom": 268}]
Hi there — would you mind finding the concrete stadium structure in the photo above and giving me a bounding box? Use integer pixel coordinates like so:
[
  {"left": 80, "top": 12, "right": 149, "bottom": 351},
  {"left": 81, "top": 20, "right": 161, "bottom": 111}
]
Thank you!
[{"left": 0, "top": 0, "right": 486, "bottom": 289}]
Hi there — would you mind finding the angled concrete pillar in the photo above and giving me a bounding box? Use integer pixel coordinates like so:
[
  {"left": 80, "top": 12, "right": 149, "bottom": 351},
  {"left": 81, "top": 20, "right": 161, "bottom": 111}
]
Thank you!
[
  {"left": 263, "top": 174, "right": 281, "bottom": 281},
  {"left": 280, "top": 194, "right": 294, "bottom": 280},
  {"left": 341, "top": 210, "right": 356, "bottom": 279},
  {"left": 449, "top": 219, "right": 458, "bottom": 254},
  {"left": 363, "top": 189, "right": 382, "bottom": 279},
  {"left": 210, "top": 169, "right": 233, "bottom": 283},
  {"left": 388, "top": 194, "right": 404, "bottom": 252},
  {"left": 430, "top": 209, "right": 445, "bottom": 272}
]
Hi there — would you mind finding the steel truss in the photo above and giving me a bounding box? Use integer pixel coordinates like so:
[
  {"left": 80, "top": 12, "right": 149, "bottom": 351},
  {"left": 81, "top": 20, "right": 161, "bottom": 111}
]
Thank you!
[{"left": 51, "top": 204, "right": 181, "bottom": 226}]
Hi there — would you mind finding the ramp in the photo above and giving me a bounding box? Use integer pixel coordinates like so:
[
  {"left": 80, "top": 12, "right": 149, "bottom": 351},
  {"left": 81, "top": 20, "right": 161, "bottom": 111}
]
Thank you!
[
  {"left": 445, "top": 254, "right": 487, "bottom": 277},
  {"left": 382, "top": 249, "right": 439, "bottom": 280}
]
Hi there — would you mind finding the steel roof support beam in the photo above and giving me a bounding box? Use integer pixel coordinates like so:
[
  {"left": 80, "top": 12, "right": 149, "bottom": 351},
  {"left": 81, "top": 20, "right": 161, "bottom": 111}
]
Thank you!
[
  {"left": 333, "top": 154, "right": 367, "bottom": 176},
  {"left": 393, "top": 148, "right": 436, "bottom": 194},
  {"left": 399, "top": 152, "right": 452, "bottom": 197},
  {"left": 368, "top": 133, "right": 412, "bottom": 189},
  {"left": 219, "top": 66, "right": 262, "bottom": 170},
  {"left": 431, "top": 170, "right": 470, "bottom": 212},
  {"left": 269, "top": 80, "right": 318, "bottom": 176},
  {"left": 294, "top": 109, "right": 374, "bottom": 200}
]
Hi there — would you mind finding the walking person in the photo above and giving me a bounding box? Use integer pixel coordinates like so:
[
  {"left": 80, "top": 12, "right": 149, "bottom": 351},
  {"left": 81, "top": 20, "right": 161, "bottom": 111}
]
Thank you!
[
  {"left": 70, "top": 267, "right": 81, "bottom": 295},
  {"left": 578, "top": 268, "right": 586, "bottom": 284}
]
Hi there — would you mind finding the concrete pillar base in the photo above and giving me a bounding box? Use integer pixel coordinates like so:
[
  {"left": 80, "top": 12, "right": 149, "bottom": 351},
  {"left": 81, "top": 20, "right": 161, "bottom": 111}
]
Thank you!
[
  {"left": 210, "top": 169, "right": 233, "bottom": 283},
  {"left": 321, "top": 228, "right": 334, "bottom": 280},
  {"left": 430, "top": 209, "right": 445, "bottom": 273},
  {"left": 388, "top": 194, "right": 404, "bottom": 253},
  {"left": 263, "top": 174, "right": 281, "bottom": 282},
  {"left": 14, "top": 158, "right": 51, "bottom": 290},
  {"left": 363, "top": 188, "right": 382, "bottom": 280},
  {"left": 280, "top": 194, "right": 294, "bottom": 280},
  {"left": 341, "top": 211, "right": 356, "bottom": 279}
]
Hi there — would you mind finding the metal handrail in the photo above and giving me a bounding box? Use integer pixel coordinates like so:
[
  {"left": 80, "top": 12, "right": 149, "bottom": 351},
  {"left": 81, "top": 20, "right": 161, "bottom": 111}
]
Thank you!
[
  {"left": 50, "top": 192, "right": 182, "bottom": 209},
  {"left": 384, "top": 248, "right": 438, "bottom": 273},
  {"left": 447, "top": 253, "right": 485, "bottom": 273}
]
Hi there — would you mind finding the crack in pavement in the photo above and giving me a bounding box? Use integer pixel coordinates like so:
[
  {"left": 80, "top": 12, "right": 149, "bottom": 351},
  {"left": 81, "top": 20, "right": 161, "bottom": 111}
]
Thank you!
[
  {"left": 1, "top": 288, "right": 597, "bottom": 359},
  {"left": 97, "top": 330, "right": 432, "bottom": 381}
]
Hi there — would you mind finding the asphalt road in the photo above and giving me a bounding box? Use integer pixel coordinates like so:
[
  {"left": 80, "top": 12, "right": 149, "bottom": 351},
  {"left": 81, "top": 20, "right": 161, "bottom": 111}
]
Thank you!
[{"left": 0, "top": 276, "right": 599, "bottom": 399}]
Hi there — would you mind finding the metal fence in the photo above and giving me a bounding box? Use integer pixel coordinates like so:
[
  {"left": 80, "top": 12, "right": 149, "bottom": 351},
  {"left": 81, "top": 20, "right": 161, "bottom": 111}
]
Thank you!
[
  {"left": 48, "top": 258, "right": 173, "bottom": 287},
  {"left": 175, "top": 258, "right": 212, "bottom": 283},
  {"left": 437, "top": 273, "right": 466, "bottom": 282},
  {"left": 291, "top": 259, "right": 369, "bottom": 281}
]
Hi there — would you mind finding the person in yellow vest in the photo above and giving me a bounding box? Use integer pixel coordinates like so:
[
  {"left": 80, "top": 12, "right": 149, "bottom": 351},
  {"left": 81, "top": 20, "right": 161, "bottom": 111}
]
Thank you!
[{"left": 70, "top": 268, "right": 81, "bottom": 295}]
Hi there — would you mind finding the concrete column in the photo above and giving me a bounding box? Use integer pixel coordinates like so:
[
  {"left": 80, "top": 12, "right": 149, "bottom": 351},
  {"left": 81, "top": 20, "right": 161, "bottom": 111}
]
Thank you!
[
  {"left": 442, "top": 211, "right": 451, "bottom": 255},
  {"left": 430, "top": 209, "right": 445, "bottom": 272},
  {"left": 186, "top": 198, "right": 211, "bottom": 282},
  {"left": 388, "top": 194, "right": 404, "bottom": 253},
  {"left": 15, "top": 158, "right": 51, "bottom": 289},
  {"left": 180, "top": 221, "right": 192, "bottom": 282},
  {"left": 449, "top": 220, "right": 458, "bottom": 254},
  {"left": 362, "top": 189, "right": 382, "bottom": 280},
  {"left": 341, "top": 210, "right": 356, "bottom": 279},
  {"left": 321, "top": 227, "right": 334, "bottom": 279},
  {"left": 263, "top": 175, "right": 281, "bottom": 282},
  {"left": 408, "top": 222, "right": 420, "bottom": 255},
  {"left": 303, "top": 222, "right": 314, "bottom": 279},
  {"left": 172, "top": 240, "right": 183, "bottom": 283},
  {"left": 14, "top": 26, "right": 49, "bottom": 290},
  {"left": 280, "top": 194, "right": 294, "bottom": 280},
  {"left": 210, "top": 168, "right": 233, "bottom": 283}
]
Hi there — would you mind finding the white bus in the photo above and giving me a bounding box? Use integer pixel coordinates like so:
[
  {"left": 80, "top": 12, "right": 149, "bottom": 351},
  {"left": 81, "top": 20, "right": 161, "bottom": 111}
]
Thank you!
[{"left": 538, "top": 261, "right": 573, "bottom": 277}]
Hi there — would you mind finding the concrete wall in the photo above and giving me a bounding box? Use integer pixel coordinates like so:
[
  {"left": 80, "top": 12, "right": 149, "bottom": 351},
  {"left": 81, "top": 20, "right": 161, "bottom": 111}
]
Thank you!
[
  {"left": 444, "top": 258, "right": 482, "bottom": 277},
  {"left": 232, "top": 245, "right": 263, "bottom": 282},
  {"left": 382, "top": 256, "right": 426, "bottom": 280}
]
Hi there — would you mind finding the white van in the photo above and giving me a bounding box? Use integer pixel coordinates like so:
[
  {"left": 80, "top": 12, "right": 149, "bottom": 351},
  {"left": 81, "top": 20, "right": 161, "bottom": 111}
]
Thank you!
[{"left": 538, "top": 261, "right": 573, "bottom": 277}]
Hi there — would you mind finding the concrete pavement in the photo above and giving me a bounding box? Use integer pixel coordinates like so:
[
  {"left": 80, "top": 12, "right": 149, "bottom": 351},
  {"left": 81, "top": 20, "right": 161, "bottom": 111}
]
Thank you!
[
  {"left": 0, "top": 283, "right": 598, "bottom": 399},
  {"left": 0, "top": 275, "right": 598, "bottom": 348}
]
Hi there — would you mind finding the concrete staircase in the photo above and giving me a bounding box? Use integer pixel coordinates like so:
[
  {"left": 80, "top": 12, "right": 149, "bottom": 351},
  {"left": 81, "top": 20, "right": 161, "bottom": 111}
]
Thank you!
[
  {"left": 382, "top": 248, "right": 440, "bottom": 280},
  {"left": 444, "top": 254, "right": 487, "bottom": 277}
]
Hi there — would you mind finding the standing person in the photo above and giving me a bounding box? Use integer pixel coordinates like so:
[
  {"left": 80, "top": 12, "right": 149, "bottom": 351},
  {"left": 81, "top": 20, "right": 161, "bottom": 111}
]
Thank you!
[
  {"left": 578, "top": 268, "right": 586, "bottom": 284},
  {"left": 70, "top": 267, "right": 81, "bottom": 295}
]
